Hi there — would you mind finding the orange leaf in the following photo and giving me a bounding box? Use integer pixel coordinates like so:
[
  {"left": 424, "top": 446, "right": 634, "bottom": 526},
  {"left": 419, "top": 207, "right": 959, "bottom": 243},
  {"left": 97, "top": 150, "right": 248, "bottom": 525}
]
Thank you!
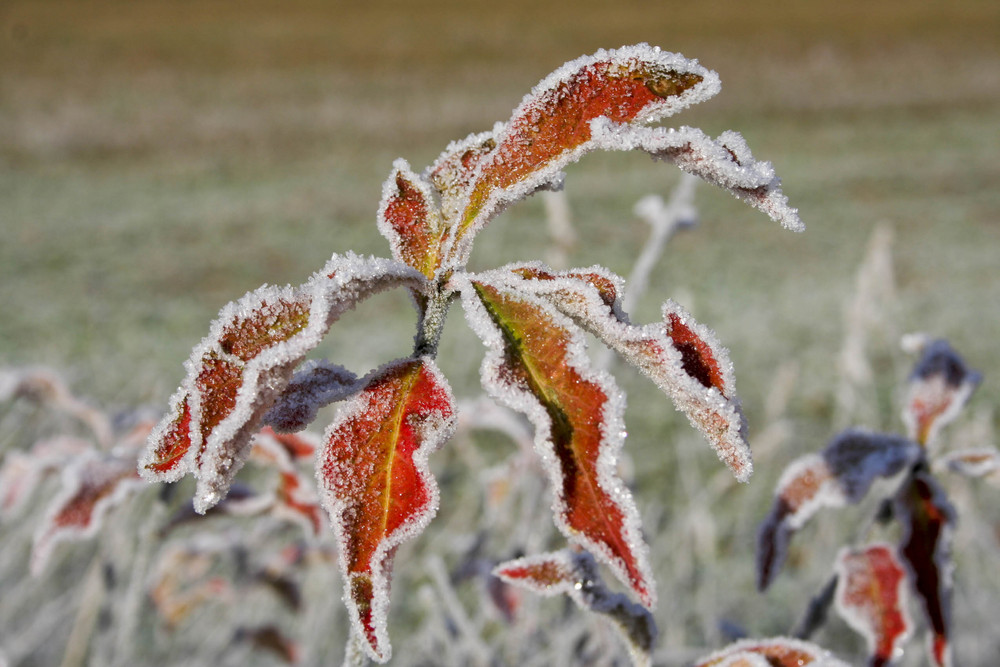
[
  {"left": 140, "top": 254, "right": 426, "bottom": 514},
  {"left": 502, "top": 263, "right": 751, "bottom": 482},
  {"left": 32, "top": 450, "right": 144, "bottom": 575},
  {"left": 441, "top": 45, "right": 719, "bottom": 266},
  {"left": 458, "top": 273, "right": 654, "bottom": 607},
  {"left": 377, "top": 159, "right": 446, "bottom": 279},
  {"left": 835, "top": 543, "right": 913, "bottom": 667},
  {"left": 495, "top": 550, "right": 656, "bottom": 665},
  {"left": 317, "top": 356, "right": 455, "bottom": 662}
]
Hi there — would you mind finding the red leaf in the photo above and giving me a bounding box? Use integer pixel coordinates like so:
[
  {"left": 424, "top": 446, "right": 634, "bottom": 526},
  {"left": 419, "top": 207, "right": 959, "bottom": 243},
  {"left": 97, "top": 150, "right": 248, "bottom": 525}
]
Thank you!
[
  {"left": 902, "top": 340, "right": 981, "bottom": 447},
  {"left": 502, "top": 263, "right": 751, "bottom": 482},
  {"left": 495, "top": 549, "right": 657, "bottom": 666},
  {"left": 936, "top": 447, "right": 1000, "bottom": 481},
  {"left": 458, "top": 273, "right": 654, "bottom": 607},
  {"left": 756, "top": 430, "right": 920, "bottom": 590},
  {"left": 440, "top": 45, "right": 719, "bottom": 265},
  {"left": 834, "top": 543, "right": 913, "bottom": 667},
  {"left": 140, "top": 254, "right": 427, "bottom": 514},
  {"left": 317, "top": 356, "right": 455, "bottom": 663},
  {"left": 0, "top": 436, "right": 90, "bottom": 517},
  {"left": 692, "top": 637, "right": 850, "bottom": 667},
  {"left": 894, "top": 471, "right": 956, "bottom": 667},
  {"left": 377, "top": 159, "right": 446, "bottom": 279},
  {"left": 32, "top": 450, "right": 144, "bottom": 575}
]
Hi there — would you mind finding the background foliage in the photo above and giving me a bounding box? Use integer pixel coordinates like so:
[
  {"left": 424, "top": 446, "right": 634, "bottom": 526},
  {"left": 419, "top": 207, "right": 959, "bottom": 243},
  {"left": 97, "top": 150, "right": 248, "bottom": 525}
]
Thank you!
[{"left": 1, "top": 0, "right": 998, "bottom": 665}]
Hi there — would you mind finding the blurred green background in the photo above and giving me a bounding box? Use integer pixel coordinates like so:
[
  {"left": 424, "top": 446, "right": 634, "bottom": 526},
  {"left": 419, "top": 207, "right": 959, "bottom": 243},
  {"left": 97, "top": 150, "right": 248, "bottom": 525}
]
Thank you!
[{"left": 1, "top": 0, "right": 999, "bottom": 663}]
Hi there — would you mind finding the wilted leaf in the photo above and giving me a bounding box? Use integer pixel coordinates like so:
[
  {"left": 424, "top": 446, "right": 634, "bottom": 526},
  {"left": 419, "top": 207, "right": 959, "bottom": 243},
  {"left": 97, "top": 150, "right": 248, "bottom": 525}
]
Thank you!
[
  {"left": 440, "top": 44, "right": 720, "bottom": 265},
  {"left": 317, "top": 356, "right": 455, "bottom": 663},
  {"left": 501, "top": 263, "right": 751, "bottom": 481},
  {"left": 902, "top": 340, "right": 981, "bottom": 447},
  {"left": 140, "top": 253, "right": 426, "bottom": 514},
  {"left": 495, "top": 549, "right": 657, "bottom": 667},
  {"left": 757, "top": 430, "right": 920, "bottom": 590},
  {"left": 834, "top": 543, "right": 913, "bottom": 667},
  {"left": 457, "top": 273, "right": 654, "bottom": 607},
  {"left": 377, "top": 159, "right": 446, "bottom": 280},
  {"left": 692, "top": 637, "right": 850, "bottom": 667},
  {"left": 32, "top": 450, "right": 145, "bottom": 575},
  {"left": 894, "top": 471, "right": 956, "bottom": 667}
]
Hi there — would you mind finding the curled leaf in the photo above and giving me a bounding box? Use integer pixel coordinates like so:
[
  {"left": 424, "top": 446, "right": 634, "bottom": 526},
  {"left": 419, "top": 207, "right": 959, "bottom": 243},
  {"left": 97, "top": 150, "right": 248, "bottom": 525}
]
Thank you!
[
  {"left": 692, "top": 637, "right": 850, "bottom": 667},
  {"left": 902, "top": 339, "right": 981, "bottom": 447},
  {"left": 834, "top": 543, "right": 913, "bottom": 667},
  {"left": 502, "top": 263, "right": 751, "bottom": 481},
  {"left": 495, "top": 549, "right": 657, "bottom": 666},
  {"left": 457, "top": 272, "right": 654, "bottom": 607},
  {"left": 263, "top": 361, "right": 359, "bottom": 434},
  {"left": 32, "top": 450, "right": 145, "bottom": 575},
  {"left": 140, "top": 253, "right": 426, "bottom": 514},
  {"left": 317, "top": 356, "right": 456, "bottom": 663},
  {"left": 441, "top": 44, "right": 720, "bottom": 265},
  {"left": 592, "top": 122, "right": 803, "bottom": 231},
  {"left": 757, "top": 430, "right": 920, "bottom": 590},
  {"left": 935, "top": 447, "right": 1000, "bottom": 481},
  {"left": 894, "top": 471, "right": 956, "bottom": 667}
]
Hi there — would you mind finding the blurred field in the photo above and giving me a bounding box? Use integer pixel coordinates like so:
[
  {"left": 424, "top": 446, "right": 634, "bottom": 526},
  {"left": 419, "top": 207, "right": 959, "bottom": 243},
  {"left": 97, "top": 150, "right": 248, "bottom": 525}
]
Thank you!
[{"left": 2, "top": 0, "right": 999, "bottom": 664}]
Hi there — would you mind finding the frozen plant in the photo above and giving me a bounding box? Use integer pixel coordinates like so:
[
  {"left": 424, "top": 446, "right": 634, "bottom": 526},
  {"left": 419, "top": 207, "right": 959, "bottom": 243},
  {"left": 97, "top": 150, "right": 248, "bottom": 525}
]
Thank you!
[
  {"left": 756, "top": 338, "right": 990, "bottom": 666},
  {"left": 139, "top": 44, "right": 806, "bottom": 664}
]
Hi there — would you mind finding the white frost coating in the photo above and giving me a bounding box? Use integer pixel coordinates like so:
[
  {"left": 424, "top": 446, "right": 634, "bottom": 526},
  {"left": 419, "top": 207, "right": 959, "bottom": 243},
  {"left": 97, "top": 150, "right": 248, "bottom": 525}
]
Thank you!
[
  {"left": 494, "top": 549, "right": 657, "bottom": 667},
  {"left": 440, "top": 45, "right": 721, "bottom": 266},
  {"left": 31, "top": 450, "right": 145, "bottom": 576},
  {"left": 491, "top": 261, "right": 752, "bottom": 482},
  {"left": 425, "top": 129, "right": 497, "bottom": 224},
  {"left": 317, "top": 356, "right": 456, "bottom": 663},
  {"left": 591, "top": 120, "right": 804, "bottom": 232},
  {"left": 692, "top": 637, "right": 851, "bottom": 667},
  {"left": 0, "top": 436, "right": 91, "bottom": 517},
  {"left": 139, "top": 252, "right": 427, "bottom": 516},
  {"left": 777, "top": 453, "right": 845, "bottom": 530},
  {"left": 263, "top": 360, "right": 360, "bottom": 433},
  {"left": 454, "top": 271, "right": 655, "bottom": 608}
]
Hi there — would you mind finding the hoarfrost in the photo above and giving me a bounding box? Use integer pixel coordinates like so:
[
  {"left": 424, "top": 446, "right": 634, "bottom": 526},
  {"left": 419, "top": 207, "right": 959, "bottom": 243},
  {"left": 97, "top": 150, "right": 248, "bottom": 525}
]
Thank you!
[
  {"left": 490, "top": 262, "right": 752, "bottom": 482},
  {"left": 902, "top": 339, "right": 981, "bottom": 447},
  {"left": 494, "top": 549, "right": 657, "bottom": 667},
  {"left": 455, "top": 271, "right": 654, "bottom": 608},
  {"left": 139, "top": 253, "right": 426, "bottom": 515},
  {"left": 316, "top": 356, "right": 455, "bottom": 663},
  {"left": 691, "top": 637, "right": 851, "bottom": 667},
  {"left": 263, "top": 360, "right": 359, "bottom": 433}
]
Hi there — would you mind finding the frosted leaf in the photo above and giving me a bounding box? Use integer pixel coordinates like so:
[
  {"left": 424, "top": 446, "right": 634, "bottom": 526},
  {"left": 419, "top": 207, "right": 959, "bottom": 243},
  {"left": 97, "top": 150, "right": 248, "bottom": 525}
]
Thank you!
[
  {"left": 935, "top": 447, "right": 1000, "bottom": 481},
  {"left": 0, "top": 436, "right": 91, "bottom": 517},
  {"left": 756, "top": 430, "right": 920, "bottom": 590},
  {"left": 497, "top": 262, "right": 751, "bottom": 481},
  {"left": 316, "top": 356, "right": 456, "bottom": 663},
  {"left": 494, "top": 549, "right": 657, "bottom": 667},
  {"left": 264, "top": 361, "right": 359, "bottom": 433},
  {"left": 902, "top": 339, "right": 981, "bottom": 447},
  {"left": 1, "top": 367, "right": 113, "bottom": 446},
  {"left": 438, "top": 44, "right": 721, "bottom": 266},
  {"left": 692, "top": 637, "right": 850, "bottom": 667},
  {"left": 894, "top": 471, "right": 955, "bottom": 667},
  {"left": 140, "top": 253, "right": 427, "bottom": 515},
  {"left": 427, "top": 129, "right": 497, "bottom": 231},
  {"left": 32, "top": 449, "right": 145, "bottom": 575},
  {"left": 455, "top": 272, "right": 654, "bottom": 607},
  {"left": 834, "top": 543, "right": 913, "bottom": 667},
  {"left": 377, "top": 159, "right": 446, "bottom": 279},
  {"left": 591, "top": 121, "right": 803, "bottom": 232}
]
